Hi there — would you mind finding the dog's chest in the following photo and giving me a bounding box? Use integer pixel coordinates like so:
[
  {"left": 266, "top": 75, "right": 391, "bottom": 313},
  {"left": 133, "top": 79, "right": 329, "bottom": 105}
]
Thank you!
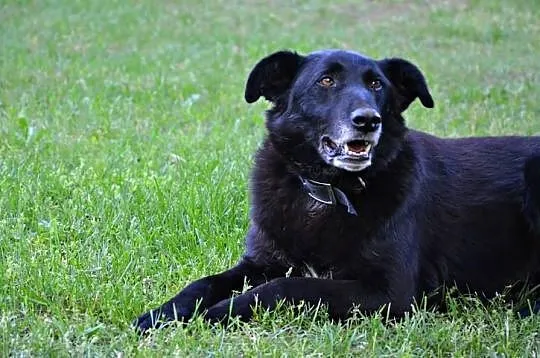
[
  {"left": 269, "top": 217, "right": 367, "bottom": 279},
  {"left": 251, "top": 170, "right": 381, "bottom": 279}
]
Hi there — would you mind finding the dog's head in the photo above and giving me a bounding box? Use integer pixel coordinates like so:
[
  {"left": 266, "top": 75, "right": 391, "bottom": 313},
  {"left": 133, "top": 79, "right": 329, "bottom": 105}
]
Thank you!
[{"left": 245, "top": 49, "right": 434, "bottom": 174}]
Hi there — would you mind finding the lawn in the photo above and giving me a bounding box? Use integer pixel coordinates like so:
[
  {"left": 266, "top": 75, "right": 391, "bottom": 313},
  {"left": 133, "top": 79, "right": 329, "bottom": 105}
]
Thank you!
[{"left": 1, "top": 0, "right": 540, "bottom": 356}]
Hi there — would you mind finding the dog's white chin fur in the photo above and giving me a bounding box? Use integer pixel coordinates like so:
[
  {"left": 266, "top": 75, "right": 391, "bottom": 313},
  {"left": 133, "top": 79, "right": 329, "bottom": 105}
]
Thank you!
[{"left": 331, "top": 158, "right": 372, "bottom": 172}]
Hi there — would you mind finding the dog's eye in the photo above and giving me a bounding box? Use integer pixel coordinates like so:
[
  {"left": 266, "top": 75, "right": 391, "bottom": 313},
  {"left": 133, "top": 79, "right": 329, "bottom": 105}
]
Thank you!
[
  {"left": 368, "top": 79, "right": 383, "bottom": 91},
  {"left": 318, "top": 76, "right": 335, "bottom": 88}
]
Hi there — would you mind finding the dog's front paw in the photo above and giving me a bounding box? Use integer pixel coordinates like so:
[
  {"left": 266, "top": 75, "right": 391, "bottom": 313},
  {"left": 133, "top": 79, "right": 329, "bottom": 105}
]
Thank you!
[
  {"left": 134, "top": 308, "right": 166, "bottom": 334},
  {"left": 204, "top": 295, "right": 256, "bottom": 324},
  {"left": 133, "top": 304, "right": 191, "bottom": 334}
]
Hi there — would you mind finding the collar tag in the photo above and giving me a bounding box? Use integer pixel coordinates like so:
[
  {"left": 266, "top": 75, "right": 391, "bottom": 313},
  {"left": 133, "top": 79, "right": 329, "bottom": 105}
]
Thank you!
[
  {"left": 301, "top": 178, "right": 336, "bottom": 205},
  {"left": 299, "top": 176, "right": 362, "bottom": 216}
]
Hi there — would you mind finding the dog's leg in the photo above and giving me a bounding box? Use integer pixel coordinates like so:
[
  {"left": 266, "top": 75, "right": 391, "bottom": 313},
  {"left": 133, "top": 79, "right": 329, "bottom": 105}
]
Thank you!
[
  {"left": 134, "top": 258, "right": 274, "bottom": 333},
  {"left": 204, "top": 277, "right": 411, "bottom": 323},
  {"left": 522, "top": 157, "right": 540, "bottom": 317}
]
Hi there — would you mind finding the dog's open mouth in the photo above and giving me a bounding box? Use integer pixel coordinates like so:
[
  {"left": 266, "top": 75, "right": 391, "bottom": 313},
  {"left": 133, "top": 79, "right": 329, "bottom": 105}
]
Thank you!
[
  {"left": 322, "top": 137, "right": 373, "bottom": 159},
  {"left": 344, "top": 140, "right": 372, "bottom": 157}
]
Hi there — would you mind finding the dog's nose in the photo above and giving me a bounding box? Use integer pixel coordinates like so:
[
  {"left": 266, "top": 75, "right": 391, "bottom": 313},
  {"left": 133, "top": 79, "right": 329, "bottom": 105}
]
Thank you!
[{"left": 350, "top": 108, "right": 381, "bottom": 131}]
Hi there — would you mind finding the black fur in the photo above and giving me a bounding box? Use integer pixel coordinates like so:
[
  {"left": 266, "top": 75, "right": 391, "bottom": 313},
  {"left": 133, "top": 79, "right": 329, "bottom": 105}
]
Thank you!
[{"left": 135, "top": 49, "right": 540, "bottom": 333}]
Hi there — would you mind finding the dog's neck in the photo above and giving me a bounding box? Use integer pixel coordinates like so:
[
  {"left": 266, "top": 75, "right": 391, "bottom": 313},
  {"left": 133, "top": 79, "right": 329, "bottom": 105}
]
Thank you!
[{"left": 270, "top": 145, "right": 370, "bottom": 215}]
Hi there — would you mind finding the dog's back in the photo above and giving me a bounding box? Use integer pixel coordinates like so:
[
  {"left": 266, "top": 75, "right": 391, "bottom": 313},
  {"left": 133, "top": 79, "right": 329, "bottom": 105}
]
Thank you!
[{"left": 408, "top": 131, "right": 540, "bottom": 295}]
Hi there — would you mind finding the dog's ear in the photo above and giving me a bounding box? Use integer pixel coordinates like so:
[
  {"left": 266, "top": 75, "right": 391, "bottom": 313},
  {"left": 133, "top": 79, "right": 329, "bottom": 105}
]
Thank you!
[
  {"left": 378, "top": 58, "right": 434, "bottom": 111},
  {"left": 245, "top": 51, "right": 305, "bottom": 103}
]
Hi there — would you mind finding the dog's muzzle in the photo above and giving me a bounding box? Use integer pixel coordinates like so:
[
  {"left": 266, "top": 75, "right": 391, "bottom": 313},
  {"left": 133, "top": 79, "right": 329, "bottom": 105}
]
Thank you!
[{"left": 319, "top": 108, "right": 382, "bottom": 172}]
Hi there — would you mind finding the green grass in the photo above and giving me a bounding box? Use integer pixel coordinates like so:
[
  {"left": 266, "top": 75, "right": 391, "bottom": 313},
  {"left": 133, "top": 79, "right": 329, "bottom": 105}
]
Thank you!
[{"left": 1, "top": 0, "right": 540, "bottom": 355}]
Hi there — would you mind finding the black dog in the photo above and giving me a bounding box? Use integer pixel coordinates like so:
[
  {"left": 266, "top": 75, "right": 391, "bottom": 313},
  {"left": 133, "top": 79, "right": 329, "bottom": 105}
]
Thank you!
[{"left": 135, "top": 49, "right": 540, "bottom": 333}]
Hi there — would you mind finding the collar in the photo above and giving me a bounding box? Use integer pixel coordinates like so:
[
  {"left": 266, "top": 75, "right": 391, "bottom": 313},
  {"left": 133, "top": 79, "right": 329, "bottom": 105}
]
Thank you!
[{"left": 299, "top": 176, "right": 366, "bottom": 216}]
